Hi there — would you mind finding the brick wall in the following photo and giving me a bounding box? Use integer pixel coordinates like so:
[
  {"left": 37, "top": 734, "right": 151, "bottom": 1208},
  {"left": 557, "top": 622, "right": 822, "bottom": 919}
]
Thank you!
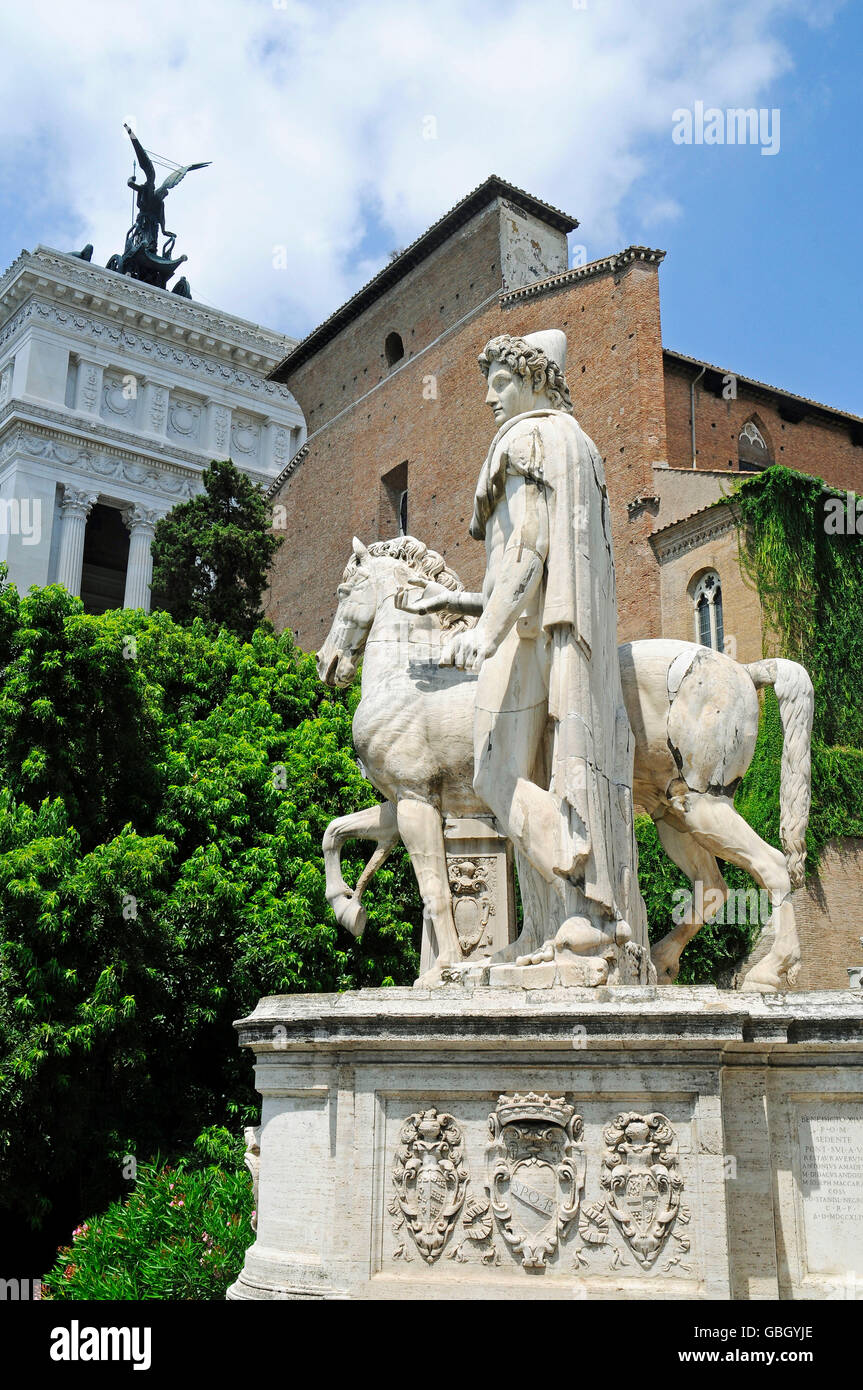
[
  {"left": 267, "top": 245, "right": 669, "bottom": 652},
  {"left": 664, "top": 359, "right": 863, "bottom": 491}
]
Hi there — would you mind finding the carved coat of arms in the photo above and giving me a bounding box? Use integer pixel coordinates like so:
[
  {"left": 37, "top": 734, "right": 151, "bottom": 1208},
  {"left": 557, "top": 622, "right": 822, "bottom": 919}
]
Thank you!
[
  {"left": 600, "top": 1111, "right": 683, "bottom": 1267},
  {"left": 486, "top": 1093, "right": 585, "bottom": 1269},
  {"left": 392, "top": 1109, "right": 468, "bottom": 1263},
  {"left": 448, "top": 857, "right": 495, "bottom": 954}
]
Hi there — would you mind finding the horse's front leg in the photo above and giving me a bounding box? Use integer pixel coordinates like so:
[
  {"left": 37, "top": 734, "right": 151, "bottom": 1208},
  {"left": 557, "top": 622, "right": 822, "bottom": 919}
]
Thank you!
[
  {"left": 395, "top": 798, "right": 462, "bottom": 983},
  {"left": 322, "top": 802, "right": 398, "bottom": 938}
]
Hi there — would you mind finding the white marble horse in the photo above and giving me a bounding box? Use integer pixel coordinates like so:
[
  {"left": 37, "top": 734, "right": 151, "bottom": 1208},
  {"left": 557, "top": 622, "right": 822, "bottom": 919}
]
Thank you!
[{"left": 317, "top": 537, "right": 813, "bottom": 991}]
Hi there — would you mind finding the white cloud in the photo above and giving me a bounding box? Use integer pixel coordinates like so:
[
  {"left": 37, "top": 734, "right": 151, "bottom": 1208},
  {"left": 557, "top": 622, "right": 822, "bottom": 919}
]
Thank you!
[{"left": 0, "top": 0, "right": 836, "bottom": 335}]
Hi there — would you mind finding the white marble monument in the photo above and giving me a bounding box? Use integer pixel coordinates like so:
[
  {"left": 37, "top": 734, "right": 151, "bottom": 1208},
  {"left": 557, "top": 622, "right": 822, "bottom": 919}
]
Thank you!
[{"left": 0, "top": 246, "right": 304, "bottom": 611}]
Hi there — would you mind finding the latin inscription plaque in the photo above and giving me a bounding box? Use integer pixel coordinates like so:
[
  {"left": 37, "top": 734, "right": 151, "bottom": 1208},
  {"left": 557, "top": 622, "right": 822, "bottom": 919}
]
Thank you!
[{"left": 798, "top": 1106, "right": 863, "bottom": 1277}]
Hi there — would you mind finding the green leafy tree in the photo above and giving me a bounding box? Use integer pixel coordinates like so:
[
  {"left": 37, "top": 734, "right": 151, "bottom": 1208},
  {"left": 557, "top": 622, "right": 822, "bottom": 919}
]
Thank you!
[
  {"left": 150, "top": 459, "right": 282, "bottom": 639},
  {"left": 0, "top": 575, "right": 419, "bottom": 1257}
]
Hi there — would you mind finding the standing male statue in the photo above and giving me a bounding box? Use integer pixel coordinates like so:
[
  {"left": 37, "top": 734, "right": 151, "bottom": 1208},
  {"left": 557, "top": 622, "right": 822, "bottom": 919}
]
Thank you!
[{"left": 397, "top": 330, "right": 647, "bottom": 980}]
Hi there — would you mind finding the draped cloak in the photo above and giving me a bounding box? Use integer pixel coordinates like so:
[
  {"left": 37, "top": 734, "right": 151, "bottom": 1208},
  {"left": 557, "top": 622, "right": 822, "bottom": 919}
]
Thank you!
[{"left": 470, "top": 409, "right": 646, "bottom": 943}]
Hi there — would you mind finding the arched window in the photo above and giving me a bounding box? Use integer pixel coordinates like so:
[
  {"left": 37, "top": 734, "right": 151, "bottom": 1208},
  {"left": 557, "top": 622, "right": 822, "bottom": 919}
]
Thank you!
[
  {"left": 738, "top": 420, "right": 770, "bottom": 471},
  {"left": 385, "top": 331, "right": 404, "bottom": 368},
  {"left": 693, "top": 571, "right": 724, "bottom": 651}
]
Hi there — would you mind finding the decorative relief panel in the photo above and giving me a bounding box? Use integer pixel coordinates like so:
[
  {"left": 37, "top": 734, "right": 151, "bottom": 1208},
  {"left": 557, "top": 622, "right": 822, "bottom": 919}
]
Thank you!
[
  {"left": 271, "top": 426, "right": 291, "bottom": 470},
  {"left": 167, "top": 396, "right": 202, "bottom": 445},
  {"left": 600, "top": 1112, "right": 685, "bottom": 1268},
  {"left": 390, "top": 1109, "right": 468, "bottom": 1264},
  {"left": 0, "top": 362, "right": 13, "bottom": 410},
  {"left": 231, "top": 413, "right": 261, "bottom": 458},
  {"left": 486, "top": 1093, "right": 585, "bottom": 1269},
  {"left": 102, "top": 371, "right": 137, "bottom": 422},
  {"left": 212, "top": 405, "right": 230, "bottom": 455}
]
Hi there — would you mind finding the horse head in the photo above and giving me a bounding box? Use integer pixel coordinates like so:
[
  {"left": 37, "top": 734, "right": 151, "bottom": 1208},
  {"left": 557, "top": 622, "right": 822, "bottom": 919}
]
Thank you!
[{"left": 317, "top": 537, "right": 378, "bottom": 687}]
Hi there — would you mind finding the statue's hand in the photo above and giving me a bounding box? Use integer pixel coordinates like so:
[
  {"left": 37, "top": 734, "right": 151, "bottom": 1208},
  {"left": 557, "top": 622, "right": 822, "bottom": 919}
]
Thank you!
[
  {"left": 439, "top": 629, "right": 494, "bottom": 672},
  {"left": 394, "top": 577, "right": 453, "bottom": 615}
]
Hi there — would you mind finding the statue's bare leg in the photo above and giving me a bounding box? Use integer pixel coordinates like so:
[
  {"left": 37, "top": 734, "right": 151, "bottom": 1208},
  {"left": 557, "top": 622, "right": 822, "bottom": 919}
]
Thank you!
[
  {"left": 649, "top": 815, "right": 729, "bottom": 983},
  {"left": 675, "top": 793, "right": 799, "bottom": 991},
  {"left": 473, "top": 703, "right": 616, "bottom": 963},
  {"left": 395, "top": 799, "right": 463, "bottom": 986},
  {"left": 323, "top": 801, "right": 399, "bottom": 937}
]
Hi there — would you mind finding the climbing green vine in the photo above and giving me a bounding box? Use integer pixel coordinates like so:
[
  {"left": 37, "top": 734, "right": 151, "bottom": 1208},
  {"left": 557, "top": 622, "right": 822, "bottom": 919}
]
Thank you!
[
  {"left": 732, "top": 464, "right": 863, "bottom": 865},
  {"left": 640, "top": 465, "right": 863, "bottom": 983}
]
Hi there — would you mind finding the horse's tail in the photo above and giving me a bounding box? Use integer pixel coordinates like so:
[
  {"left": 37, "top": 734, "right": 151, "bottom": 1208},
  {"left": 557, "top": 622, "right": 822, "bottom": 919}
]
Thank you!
[{"left": 744, "top": 658, "right": 814, "bottom": 888}]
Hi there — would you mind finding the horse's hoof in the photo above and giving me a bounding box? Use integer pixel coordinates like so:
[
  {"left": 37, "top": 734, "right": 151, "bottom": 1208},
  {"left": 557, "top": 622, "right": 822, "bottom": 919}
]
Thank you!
[{"left": 332, "top": 893, "right": 366, "bottom": 938}]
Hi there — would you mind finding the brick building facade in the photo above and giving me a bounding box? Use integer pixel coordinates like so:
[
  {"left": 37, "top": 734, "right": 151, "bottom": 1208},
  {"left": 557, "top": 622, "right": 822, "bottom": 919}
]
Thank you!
[{"left": 263, "top": 176, "right": 863, "bottom": 671}]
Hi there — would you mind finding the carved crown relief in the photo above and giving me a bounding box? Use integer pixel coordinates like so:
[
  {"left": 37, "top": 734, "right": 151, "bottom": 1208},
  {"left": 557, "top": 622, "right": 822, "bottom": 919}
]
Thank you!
[{"left": 486, "top": 1093, "right": 585, "bottom": 1269}]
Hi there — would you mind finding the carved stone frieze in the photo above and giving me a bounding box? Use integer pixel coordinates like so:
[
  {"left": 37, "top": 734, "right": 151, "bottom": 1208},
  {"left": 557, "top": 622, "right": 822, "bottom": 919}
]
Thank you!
[
  {"left": 486, "top": 1093, "right": 585, "bottom": 1269},
  {"left": 0, "top": 406, "right": 268, "bottom": 487},
  {"left": 0, "top": 296, "right": 297, "bottom": 405},
  {"left": 600, "top": 1111, "right": 684, "bottom": 1268},
  {"left": 391, "top": 1108, "right": 468, "bottom": 1263},
  {"left": 0, "top": 247, "right": 294, "bottom": 359},
  {"left": 2, "top": 426, "right": 198, "bottom": 500}
]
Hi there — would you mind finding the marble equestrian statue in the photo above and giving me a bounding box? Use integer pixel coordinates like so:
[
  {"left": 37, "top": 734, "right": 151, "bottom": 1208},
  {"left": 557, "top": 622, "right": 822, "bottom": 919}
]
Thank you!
[
  {"left": 405, "top": 330, "right": 647, "bottom": 978},
  {"left": 317, "top": 331, "right": 814, "bottom": 991}
]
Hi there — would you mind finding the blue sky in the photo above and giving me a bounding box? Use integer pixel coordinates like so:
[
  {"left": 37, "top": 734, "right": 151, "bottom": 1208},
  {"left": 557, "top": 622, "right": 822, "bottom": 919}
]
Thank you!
[
  {"left": 0, "top": 0, "right": 859, "bottom": 414},
  {"left": 635, "top": 4, "right": 861, "bottom": 414}
]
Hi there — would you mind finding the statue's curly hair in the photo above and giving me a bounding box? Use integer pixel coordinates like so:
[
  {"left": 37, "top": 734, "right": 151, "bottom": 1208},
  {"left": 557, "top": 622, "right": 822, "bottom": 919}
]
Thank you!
[{"left": 478, "top": 334, "right": 573, "bottom": 414}]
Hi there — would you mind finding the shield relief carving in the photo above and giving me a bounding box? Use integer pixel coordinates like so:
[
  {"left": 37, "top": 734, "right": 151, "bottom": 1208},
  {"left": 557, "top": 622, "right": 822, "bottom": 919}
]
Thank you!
[{"left": 486, "top": 1093, "right": 586, "bottom": 1269}]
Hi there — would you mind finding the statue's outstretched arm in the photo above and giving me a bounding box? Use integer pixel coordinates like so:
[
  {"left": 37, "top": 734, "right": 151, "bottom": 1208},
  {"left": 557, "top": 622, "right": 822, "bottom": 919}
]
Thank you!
[
  {"left": 395, "top": 579, "right": 483, "bottom": 617},
  {"left": 124, "top": 125, "right": 155, "bottom": 184}
]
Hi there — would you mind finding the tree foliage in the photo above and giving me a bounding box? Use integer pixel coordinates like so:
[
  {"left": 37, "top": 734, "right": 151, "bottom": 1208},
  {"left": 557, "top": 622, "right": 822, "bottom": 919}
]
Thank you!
[
  {"left": 41, "top": 1127, "right": 252, "bottom": 1301},
  {"left": 0, "top": 576, "right": 419, "bottom": 1237},
  {"left": 149, "top": 459, "right": 282, "bottom": 640}
]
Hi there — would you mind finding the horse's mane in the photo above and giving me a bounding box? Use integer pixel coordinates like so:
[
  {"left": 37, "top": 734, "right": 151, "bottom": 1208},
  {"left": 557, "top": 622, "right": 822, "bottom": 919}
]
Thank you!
[{"left": 343, "top": 536, "right": 475, "bottom": 630}]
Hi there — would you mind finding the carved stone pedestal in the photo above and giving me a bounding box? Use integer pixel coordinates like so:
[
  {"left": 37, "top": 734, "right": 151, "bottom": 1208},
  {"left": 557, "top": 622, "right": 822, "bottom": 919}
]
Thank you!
[
  {"left": 227, "top": 985, "right": 863, "bottom": 1301},
  {"left": 420, "top": 815, "right": 516, "bottom": 974}
]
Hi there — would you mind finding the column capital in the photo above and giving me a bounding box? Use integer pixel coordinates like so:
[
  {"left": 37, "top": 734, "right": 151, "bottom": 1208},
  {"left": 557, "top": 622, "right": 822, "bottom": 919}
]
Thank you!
[
  {"left": 61, "top": 486, "right": 99, "bottom": 520},
  {"left": 121, "top": 503, "right": 162, "bottom": 536}
]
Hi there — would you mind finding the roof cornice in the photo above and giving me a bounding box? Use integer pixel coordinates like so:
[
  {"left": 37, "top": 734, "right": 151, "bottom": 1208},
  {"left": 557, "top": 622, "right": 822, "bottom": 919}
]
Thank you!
[
  {"left": 269, "top": 176, "right": 578, "bottom": 381},
  {"left": 500, "top": 245, "right": 666, "bottom": 305},
  {"left": 664, "top": 348, "right": 863, "bottom": 430},
  {"left": 0, "top": 246, "right": 297, "bottom": 365}
]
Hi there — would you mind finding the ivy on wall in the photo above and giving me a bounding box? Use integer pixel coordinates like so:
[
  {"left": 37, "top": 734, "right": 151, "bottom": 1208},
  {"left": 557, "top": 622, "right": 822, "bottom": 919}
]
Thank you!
[{"left": 640, "top": 464, "right": 863, "bottom": 984}]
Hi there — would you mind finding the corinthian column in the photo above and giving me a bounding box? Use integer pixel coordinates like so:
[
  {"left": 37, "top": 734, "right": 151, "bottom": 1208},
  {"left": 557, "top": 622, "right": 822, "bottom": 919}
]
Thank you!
[
  {"left": 122, "top": 504, "right": 160, "bottom": 612},
  {"left": 56, "top": 487, "right": 99, "bottom": 596}
]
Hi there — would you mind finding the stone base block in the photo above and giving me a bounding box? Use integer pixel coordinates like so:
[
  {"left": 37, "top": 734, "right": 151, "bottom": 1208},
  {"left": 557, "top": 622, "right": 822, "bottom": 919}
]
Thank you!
[{"left": 227, "top": 985, "right": 863, "bottom": 1301}]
